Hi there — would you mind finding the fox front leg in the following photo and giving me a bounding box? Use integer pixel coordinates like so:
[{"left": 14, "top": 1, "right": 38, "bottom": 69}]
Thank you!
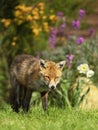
[
  {"left": 41, "top": 91, "right": 48, "bottom": 111},
  {"left": 22, "top": 88, "right": 32, "bottom": 113}
]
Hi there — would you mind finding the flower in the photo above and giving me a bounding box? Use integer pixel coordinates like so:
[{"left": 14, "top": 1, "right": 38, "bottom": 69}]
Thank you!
[
  {"left": 26, "top": 15, "right": 33, "bottom": 21},
  {"left": 59, "top": 23, "right": 66, "bottom": 35},
  {"left": 1, "top": 19, "right": 12, "bottom": 28},
  {"left": 32, "top": 28, "right": 41, "bottom": 36},
  {"left": 43, "top": 22, "right": 49, "bottom": 32},
  {"left": 49, "top": 36, "right": 56, "bottom": 48},
  {"left": 86, "top": 70, "right": 94, "bottom": 78},
  {"left": 11, "top": 42, "right": 16, "bottom": 46},
  {"left": 42, "top": 15, "right": 47, "bottom": 20},
  {"left": 33, "top": 15, "right": 40, "bottom": 20},
  {"left": 79, "top": 9, "right": 85, "bottom": 17},
  {"left": 50, "top": 28, "right": 57, "bottom": 35},
  {"left": 76, "top": 37, "right": 84, "bottom": 45},
  {"left": 57, "top": 12, "right": 63, "bottom": 17},
  {"left": 38, "top": 2, "right": 45, "bottom": 7},
  {"left": 72, "top": 20, "right": 80, "bottom": 29},
  {"left": 49, "top": 15, "right": 57, "bottom": 22},
  {"left": 77, "top": 64, "right": 94, "bottom": 78},
  {"left": 39, "top": 10, "right": 44, "bottom": 15},
  {"left": 89, "top": 28, "right": 95, "bottom": 36},
  {"left": 49, "top": 28, "right": 57, "bottom": 48},
  {"left": 66, "top": 54, "right": 74, "bottom": 68},
  {"left": 77, "top": 64, "right": 89, "bottom": 74}
]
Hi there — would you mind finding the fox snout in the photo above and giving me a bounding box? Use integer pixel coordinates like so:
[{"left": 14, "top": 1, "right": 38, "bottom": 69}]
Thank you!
[{"left": 49, "top": 84, "right": 56, "bottom": 90}]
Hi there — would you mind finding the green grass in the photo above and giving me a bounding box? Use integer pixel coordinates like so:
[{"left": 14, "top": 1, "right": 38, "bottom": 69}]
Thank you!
[{"left": 0, "top": 104, "right": 98, "bottom": 130}]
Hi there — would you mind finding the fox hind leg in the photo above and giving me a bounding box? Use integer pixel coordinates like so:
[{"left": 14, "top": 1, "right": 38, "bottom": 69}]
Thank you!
[
  {"left": 9, "top": 74, "right": 22, "bottom": 113},
  {"left": 9, "top": 84, "right": 21, "bottom": 112}
]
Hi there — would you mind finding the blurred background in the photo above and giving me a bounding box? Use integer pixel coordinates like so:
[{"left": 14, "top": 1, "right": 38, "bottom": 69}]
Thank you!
[{"left": 0, "top": 0, "right": 98, "bottom": 107}]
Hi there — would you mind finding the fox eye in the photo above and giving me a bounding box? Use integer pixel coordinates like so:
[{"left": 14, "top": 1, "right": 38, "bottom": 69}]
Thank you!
[
  {"left": 44, "top": 76, "right": 50, "bottom": 81},
  {"left": 55, "top": 76, "right": 60, "bottom": 81}
]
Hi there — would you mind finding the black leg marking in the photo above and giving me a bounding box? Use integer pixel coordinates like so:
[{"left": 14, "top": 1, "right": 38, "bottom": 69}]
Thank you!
[
  {"left": 41, "top": 91, "right": 48, "bottom": 111},
  {"left": 22, "top": 88, "right": 32, "bottom": 112}
]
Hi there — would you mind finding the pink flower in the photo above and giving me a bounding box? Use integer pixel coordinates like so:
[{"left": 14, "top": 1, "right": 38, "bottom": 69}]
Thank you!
[
  {"left": 49, "top": 28, "right": 57, "bottom": 48},
  {"left": 57, "top": 12, "right": 64, "bottom": 17},
  {"left": 66, "top": 54, "right": 74, "bottom": 68},
  {"left": 79, "top": 9, "right": 85, "bottom": 17},
  {"left": 72, "top": 20, "right": 80, "bottom": 30},
  {"left": 76, "top": 37, "right": 84, "bottom": 45}
]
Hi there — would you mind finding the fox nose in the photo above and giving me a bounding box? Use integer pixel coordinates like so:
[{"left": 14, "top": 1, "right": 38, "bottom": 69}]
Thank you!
[{"left": 51, "top": 85, "right": 55, "bottom": 90}]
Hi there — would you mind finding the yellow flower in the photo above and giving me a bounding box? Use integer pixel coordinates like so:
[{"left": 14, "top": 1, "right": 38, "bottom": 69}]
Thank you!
[
  {"left": 38, "top": 2, "right": 45, "bottom": 7},
  {"left": 18, "top": 15, "right": 23, "bottom": 20},
  {"left": 5, "top": 21, "right": 11, "bottom": 27},
  {"left": 17, "top": 20, "right": 23, "bottom": 25},
  {"left": 15, "top": 4, "right": 32, "bottom": 13},
  {"left": 26, "top": 7, "right": 32, "bottom": 12},
  {"left": 49, "top": 15, "right": 57, "bottom": 21},
  {"left": 33, "top": 15, "right": 40, "bottom": 20},
  {"left": 1, "top": 19, "right": 6, "bottom": 23},
  {"left": 44, "top": 26, "right": 50, "bottom": 32},
  {"left": 38, "top": 2, "right": 45, "bottom": 10},
  {"left": 13, "top": 36, "right": 18, "bottom": 41},
  {"left": 39, "top": 6, "right": 44, "bottom": 10},
  {"left": 14, "top": 16, "right": 24, "bottom": 24},
  {"left": 39, "top": 10, "right": 44, "bottom": 15},
  {"left": 42, "top": 16, "right": 47, "bottom": 20},
  {"left": 43, "top": 22, "right": 48, "bottom": 26},
  {"left": 1, "top": 19, "right": 11, "bottom": 28},
  {"left": 17, "top": 4, "right": 26, "bottom": 11},
  {"left": 26, "top": 15, "right": 33, "bottom": 21},
  {"left": 50, "top": 9, "right": 54, "bottom": 13},
  {"left": 11, "top": 42, "right": 16, "bottom": 46},
  {"left": 33, "top": 8, "right": 39, "bottom": 12},
  {"left": 14, "top": 10, "right": 22, "bottom": 17},
  {"left": 43, "top": 22, "right": 49, "bottom": 32},
  {"left": 32, "top": 8, "right": 39, "bottom": 15},
  {"left": 32, "top": 28, "right": 40, "bottom": 36}
]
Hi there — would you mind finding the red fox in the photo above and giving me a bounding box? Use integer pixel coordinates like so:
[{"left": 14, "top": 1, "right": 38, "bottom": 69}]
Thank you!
[{"left": 9, "top": 54, "right": 65, "bottom": 112}]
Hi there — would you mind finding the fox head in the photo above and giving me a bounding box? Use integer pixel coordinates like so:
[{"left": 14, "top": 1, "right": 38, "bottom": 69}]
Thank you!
[{"left": 39, "top": 59, "right": 65, "bottom": 90}]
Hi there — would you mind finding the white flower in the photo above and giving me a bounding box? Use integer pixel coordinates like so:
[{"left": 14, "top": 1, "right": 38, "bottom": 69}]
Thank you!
[
  {"left": 86, "top": 70, "right": 94, "bottom": 78},
  {"left": 77, "top": 64, "right": 89, "bottom": 74}
]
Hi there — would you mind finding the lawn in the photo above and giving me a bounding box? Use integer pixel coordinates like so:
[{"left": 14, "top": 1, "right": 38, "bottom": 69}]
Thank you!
[{"left": 0, "top": 104, "right": 98, "bottom": 130}]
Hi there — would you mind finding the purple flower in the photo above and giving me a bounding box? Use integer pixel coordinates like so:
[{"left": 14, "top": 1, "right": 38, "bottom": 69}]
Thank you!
[
  {"left": 60, "top": 23, "right": 66, "bottom": 28},
  {"left": 76, "top": 37, "right": 84, "bottom": 45},
  {"left": 79, "top": 9, "right": 85, "bottom": 17},
  {"left": 72, "top": 20, "right": 80, "bottom": 29},
  {"left": 66, "top": 54, "right": 74, "bottom": 68},
  {"left": 49, "top": 36, "right": 56, "bottom": 48},
  {"left": 66, "top": 54, "right": 74, "bottom": 61},
  {"left": 89, "top": 28, "right": 95, "bottom": 36},
  {"left": 49, "top": 28, "right": 57, "bottom": 48},
  {"left": 51, "top": 28, "right": 57, "bottom": 35},
  {"left": 59, "top": 23, "right": 66, "bottom": 35},
  {"left": 57, "top": 12, "right": 64, "bottom": 17}
]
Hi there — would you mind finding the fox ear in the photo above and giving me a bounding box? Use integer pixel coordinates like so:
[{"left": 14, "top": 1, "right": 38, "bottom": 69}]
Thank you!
[
  {"left": 57, "top": 61, "right": 65, "bottom": 70},
  {"left": 40, "top": 59, "right": 46, "bottom": 69}
]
